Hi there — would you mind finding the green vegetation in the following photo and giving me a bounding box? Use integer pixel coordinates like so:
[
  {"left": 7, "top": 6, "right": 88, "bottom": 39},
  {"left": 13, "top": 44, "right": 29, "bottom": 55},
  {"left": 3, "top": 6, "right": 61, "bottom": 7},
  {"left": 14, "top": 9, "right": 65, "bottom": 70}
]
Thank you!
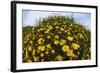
[{"left": 22, "top": 16, "right": 91, "bottom": 63}]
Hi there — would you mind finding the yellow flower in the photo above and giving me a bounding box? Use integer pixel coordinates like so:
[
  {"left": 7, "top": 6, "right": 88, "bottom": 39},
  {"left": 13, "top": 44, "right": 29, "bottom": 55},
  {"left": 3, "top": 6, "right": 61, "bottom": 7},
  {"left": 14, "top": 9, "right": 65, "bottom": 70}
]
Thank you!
[
  {"left": 71, "top": 43, "right": 80, "bottom": 50},
  {"left": 28, "top": 46, "right": 32, "bottom": 52},
  {"left": 59, "top": 31, "right": 62, "bottom": 34},
  {"left": 82, "top": 30, "right": 85, "bottom": 34},
  {"left": 24, "top": 41, "right": 27, "bottom": 44},
  {"left": 25, "top": 50, "right": 28, "bottom": 55},
  {"left": 67, "top": 32, "right": 71, "bottom": 35},
  {"left": 77, "top": 51, "right": 80, "bottom": 55},
  {"left": 51, "top": 50, "right": 55, "bottom": 53},
  {"left": 67, "top": 50, "right": 73, "bottom": 56},
  {"left": 69, "top": 27, "right": 72, "bottom": 30},
  {"left": 54, "top": 35, "right": 59, "bottom": 39},
  {"left": 60, "top": 27, "right": 64, "bottom": 31},
  {"left": 33, "top": 56, "right": 39, "bottom": 62},
  {"left": 37, "top": 29, "right": 41, "bottom": 32},
  {"left": 45, "top": 29, "right": 50, "bottom": 34},
  {"left": 30, "top": 41, "right": 33, "bottom": 44},
  {"left": 27, "top": 59, "right": 32, "bottom": 62},
  {"left": 47, "top": 36, "right": 51, "bottom": 39},
  {"left": 25, "top": 50, "right": 29, "bottom": 59},
  {"left": 54, "top": 40, "right": 59, "bottom": 45},
  {"left": 55, "top": 26, "right": 59, "bottom": 29},
  {"left": 56, "top": 55, "right": 63, "bottom": 61},
  {"left": 41, "top": 27, "right": 45, "bottom": 30},
  {"left": 59, "top": 39, "right": 66, "bottom": 46},
  {"left": 38, "top": 46, "right": 45, "bottom": 51},
  {"left": 48, "top": 25, "right": 53, "bottom": 29},
  {"left": 64, "top": 30, "right": 67, "bottom": 33},
  {"left": 40, "top": 53, "right": 44, "bottom": 57},
  {"left": 54, "top": 22, "right": 57, "bottom": 25},
  {"left": 67, "top": 36, "right": 73, "bottom": 41},
  {"left": 33, "top": 37, "right": 35, "bottom": 40},
  {"left": 46, "top": 44, "right": 51, "bottom": 48},
  {"left": 32, "top": 49, "right": 36, "bottom": 55},
  {"left": 38, "top": 38, "right": 44, "bottom": 45},
  {"left": 62, "top": 45, "right": 69, "bottom": 52},
  {"left": 66, "top": 49, "right": 76, "bottom": 57},
  {"left": 79, "top": 33, "right": 84, "bottom": 38},
  {"left": 45, "top": 51, "right": 49, "bottom": 55},
  {"left": 38, "top": 34, "right": 43, "bottom": 37}
]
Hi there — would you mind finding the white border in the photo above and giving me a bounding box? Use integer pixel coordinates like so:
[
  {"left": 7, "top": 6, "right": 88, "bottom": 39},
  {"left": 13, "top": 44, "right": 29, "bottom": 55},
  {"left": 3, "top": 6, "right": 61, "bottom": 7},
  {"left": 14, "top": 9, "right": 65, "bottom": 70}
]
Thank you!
[{"left": 16, "top": 4, "right": 96, "bottom": 70}]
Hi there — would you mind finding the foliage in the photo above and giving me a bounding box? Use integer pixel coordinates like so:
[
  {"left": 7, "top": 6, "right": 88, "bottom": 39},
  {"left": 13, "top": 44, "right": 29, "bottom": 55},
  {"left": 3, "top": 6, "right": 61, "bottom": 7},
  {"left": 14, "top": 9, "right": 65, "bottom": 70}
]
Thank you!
[{"left": 22, "top": 16, "right": 91, "bottom": 63}]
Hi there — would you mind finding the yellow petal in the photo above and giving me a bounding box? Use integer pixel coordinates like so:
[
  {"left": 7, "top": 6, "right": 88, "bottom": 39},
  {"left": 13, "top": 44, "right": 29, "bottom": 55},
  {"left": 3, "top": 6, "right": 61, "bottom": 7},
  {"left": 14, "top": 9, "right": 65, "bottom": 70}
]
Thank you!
[
  {"left": 67, "top": 36, "right": 73, "bottom": 41},
  {"left": 71, "top": 43, "right": 80, "bottom": 50},
  {"left": 54, "top": 40, "right": 59, "bottom": 45},
  {"left": 62, "top": 45, "right": 69, "bottom": 52}
]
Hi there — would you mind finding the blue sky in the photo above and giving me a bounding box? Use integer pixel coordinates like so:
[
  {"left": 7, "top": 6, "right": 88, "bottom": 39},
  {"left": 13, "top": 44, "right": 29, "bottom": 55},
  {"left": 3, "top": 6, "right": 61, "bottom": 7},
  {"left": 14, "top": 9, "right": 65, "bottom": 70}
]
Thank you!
[{"left": 22, "top": 10, "right": 91, "bottom": 30}]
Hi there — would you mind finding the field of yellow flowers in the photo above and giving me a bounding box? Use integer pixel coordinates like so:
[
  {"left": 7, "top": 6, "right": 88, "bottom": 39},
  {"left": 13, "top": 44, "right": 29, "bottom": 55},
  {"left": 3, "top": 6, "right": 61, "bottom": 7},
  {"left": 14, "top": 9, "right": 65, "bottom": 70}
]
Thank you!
[{"left": 22, "top": 16, "right": 91, "bottom": 63}]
